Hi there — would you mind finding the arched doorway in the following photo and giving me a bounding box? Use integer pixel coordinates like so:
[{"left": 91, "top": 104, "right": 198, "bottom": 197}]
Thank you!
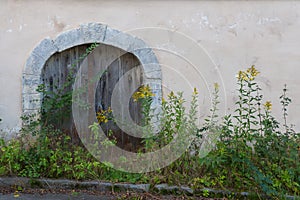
[{"left": 22, "top": 23, "right": 162, "bottom": 151}]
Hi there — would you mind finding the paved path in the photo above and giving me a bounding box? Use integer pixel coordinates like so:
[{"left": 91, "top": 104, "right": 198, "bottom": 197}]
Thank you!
[{"left": 0, "top": 193, "right": 115, "bottom": 200}]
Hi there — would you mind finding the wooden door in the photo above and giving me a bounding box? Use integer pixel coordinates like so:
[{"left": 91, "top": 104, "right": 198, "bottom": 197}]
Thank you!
[{"left": 42, "top": 44, "right": 143, "bottom": 151}]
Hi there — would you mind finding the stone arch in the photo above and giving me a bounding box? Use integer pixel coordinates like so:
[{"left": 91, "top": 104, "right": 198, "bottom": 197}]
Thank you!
[{"left": 22, "top": 23, "right": 162, "bottom": 117}]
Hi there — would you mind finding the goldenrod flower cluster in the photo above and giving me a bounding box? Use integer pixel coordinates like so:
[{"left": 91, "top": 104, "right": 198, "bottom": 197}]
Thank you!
[
  {"left": 168, "top": 91, "right": 175, "bottom": 98},
  {"left": 96, "top": 107, "right": 112, "bottom": 123},
  {"left": 214, "top": 83, "right": 219, "bottom": 90},
  {"left": 264, "top": 101, "right": 272, "bottom": 111},
  {"left": 132, "top": 85, "right": 155, "bottom": 102},
  {"left": 193, "top": 88, "right": 199, "bottom": 95},
  {"left": 237, "top": 65, "right": 260, "bottom": 81}
]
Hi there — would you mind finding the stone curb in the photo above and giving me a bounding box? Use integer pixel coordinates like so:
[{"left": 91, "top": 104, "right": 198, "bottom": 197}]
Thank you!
[
  {"left": 0, "top": 177, "right": 149, "bottom": 193},
  {"left": 0, "top": 177, "right": 298, "bottom": 199},
  {"left": 154, "top": 185, "right": 298, "bottom": 199}
]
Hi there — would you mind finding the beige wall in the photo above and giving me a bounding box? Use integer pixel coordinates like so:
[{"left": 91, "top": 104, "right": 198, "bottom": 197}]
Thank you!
[{"left": 1, "top": 0, "right": 300, "bottom": 135}]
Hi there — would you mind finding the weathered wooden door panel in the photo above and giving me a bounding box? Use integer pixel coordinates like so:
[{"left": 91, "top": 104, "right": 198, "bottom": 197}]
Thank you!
[
  {"left": 94, "top": 49, "right": 143, "bottom": 151},
  {"left": 42, "top": 44, "right": 143, "bottom": 151},
  {"left": 42, "top": 45, "right": 90, "bottom": 134}
]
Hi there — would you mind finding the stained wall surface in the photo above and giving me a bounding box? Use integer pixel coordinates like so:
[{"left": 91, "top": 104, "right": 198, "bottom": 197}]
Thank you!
[{"left": 1, "top": 0, "right": 300, "bottom": 136}]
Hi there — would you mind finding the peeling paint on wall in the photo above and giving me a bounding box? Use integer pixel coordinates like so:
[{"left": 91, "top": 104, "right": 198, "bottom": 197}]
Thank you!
[{"left": 257, "top": 17, "right": 281, "bottom": 25}]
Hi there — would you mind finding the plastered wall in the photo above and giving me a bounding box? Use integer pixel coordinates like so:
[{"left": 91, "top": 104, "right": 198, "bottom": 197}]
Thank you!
[{"left": 0, "top": 0, "right": 300, "bottom": 137}]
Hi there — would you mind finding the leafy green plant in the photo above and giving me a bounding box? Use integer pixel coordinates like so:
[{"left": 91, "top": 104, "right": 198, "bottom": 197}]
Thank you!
[
  {"left": 1, "top": 65, "right": 299, "bottom": 199},
  {"left": 200, "top": 66, "right": 299, "bottom": 197}
]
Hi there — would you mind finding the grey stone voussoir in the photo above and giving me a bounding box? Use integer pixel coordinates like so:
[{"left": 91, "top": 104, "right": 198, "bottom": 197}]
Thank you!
[
  {"left": 22, "top": 74, "right": 41, "bottom": 94},
  {"left": 103, "top": 26, "right": 147, "bottom": 53},
  {"left": 24, "top": 38, "right": 58, "bottom": 75},
  {"left": 54, "top": 28, "right": 85, "bottom": 52},
  {"left": 22, "top": 93, "right": 42, "bottom": 110},
  {"left": 80, "top": 23, "right": 107, "bottom": 43}
]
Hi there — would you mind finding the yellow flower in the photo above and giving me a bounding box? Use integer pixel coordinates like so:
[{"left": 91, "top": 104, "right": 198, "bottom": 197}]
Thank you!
[
  {"left": 144, "top": 85, "right": 155, "bottom": 97},
  {"left": 264, "top": 101, "right": 272, "bottom": 111},
  {"left": 14, "top": 191, "right": 20, "bottom": 198},
  {"left": 132, "top": 91, "right": 141, "bottom": 102},
  {"left": 140, "top": 93, "right": 145, "bottom": 98},
  {"left": 214, "top": 83, "right": 219, "bottom": 90},
  {"left": 193, "top": 88, "right": 199, "bottom": 95},
  {"left": 168, "top": 91, "right": 175, "bottom": 98},
  {"left": 237, "top": 66, "right": 260, "bottom": 81},
  {"left": 132, "top": 85, "right": 155, "bottom": 101},
  {"left": 237, "top": 71, "right": 248, "bottom": 81},
  {"left": 247, "top": 65, "right": 260, "bottom": 77},
  {"left": 96, "top": 109, "right": 109, "bottom": 123},
  {"left": 107, "top": 107, "right": 113, "bottom": 113}
]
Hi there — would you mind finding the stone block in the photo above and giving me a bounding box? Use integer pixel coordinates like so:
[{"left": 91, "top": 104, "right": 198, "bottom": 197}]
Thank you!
[
  {"left": 104, "top": 26, "right": 143, "bottom": 51},
  {"left": 22, "top": 74, "right": 41, "bottom": 94},
  {"left": 54, "top": 28, "right": 85, "bottom": 52},
  {"left": 132, "top": 48, "right": 159, "bottom": 66},
  {"left": 24, "top": 53, "right": 47, "bottom": 75},
  {"left": 32, "top": 38, "right": 58, "bottom": 60},
  {"left": 24, "top": 38, "right": 58, "bottom": 75},
  {"left": 80, "top": 23, "right": 107, "bottom": 43},
  {"left": 22, "top": 93, "right": 42, "bottom": 110}
]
